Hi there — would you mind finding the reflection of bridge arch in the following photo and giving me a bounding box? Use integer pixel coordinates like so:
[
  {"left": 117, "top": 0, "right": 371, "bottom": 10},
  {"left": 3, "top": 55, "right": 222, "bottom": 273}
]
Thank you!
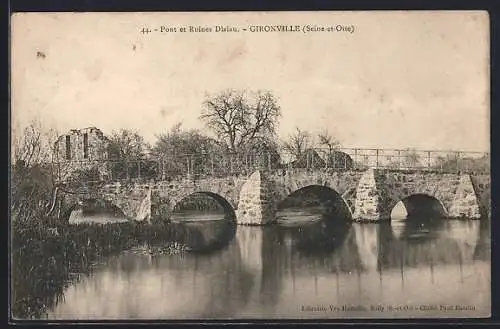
[
  {"left": 171, "top": 191, "right": 236, "bottom": 220},
  {"left": 172, "top": 219, "right": 238, "bottom": 255},
  {"left": 275, "top": 185, "right": 354, "bottom": 221},
  {"left": 389, "top": 193, "right": 448, "bottom": 219}
]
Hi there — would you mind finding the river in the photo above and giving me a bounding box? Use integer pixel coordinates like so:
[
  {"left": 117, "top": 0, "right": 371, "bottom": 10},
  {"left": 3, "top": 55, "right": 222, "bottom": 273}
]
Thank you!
[{"left": 41, "top": 208, "right": 491, "bottom": 320}]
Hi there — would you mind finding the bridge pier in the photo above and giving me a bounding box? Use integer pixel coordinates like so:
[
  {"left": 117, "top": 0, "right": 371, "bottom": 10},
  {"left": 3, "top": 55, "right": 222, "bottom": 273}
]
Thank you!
[
  {"left": 236, "top": 171, "right": 277, "bottom": 225},
  {"left": 353, "top": 169, "right": 390, "bottom": 223},
  {"left": 448, "top": 174, "right": 481, "bottom": 219}
]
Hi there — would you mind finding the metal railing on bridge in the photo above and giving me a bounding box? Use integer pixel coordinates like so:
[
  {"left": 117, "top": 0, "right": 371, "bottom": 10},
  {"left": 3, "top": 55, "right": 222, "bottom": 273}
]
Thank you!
[{"left": 48, "top": 147, "right": 490, "bottom": 185}]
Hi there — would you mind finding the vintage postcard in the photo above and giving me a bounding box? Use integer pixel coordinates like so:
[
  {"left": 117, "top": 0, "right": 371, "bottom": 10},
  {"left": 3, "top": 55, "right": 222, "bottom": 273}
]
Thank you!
[{"left": 10, "top": 11, "right": 491, "bottom": 321}]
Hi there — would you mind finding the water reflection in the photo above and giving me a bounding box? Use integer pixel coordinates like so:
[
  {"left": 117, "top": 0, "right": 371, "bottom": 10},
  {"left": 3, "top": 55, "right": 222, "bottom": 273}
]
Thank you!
[
  {"left": 390, "top": 215, "right": 445, "bottom": 242},
  {"left": 171, "top": 212, "right": 237, "bottom": 254},
  {"left": 42, "top": 213, "right": 490, "bottom": 319}
]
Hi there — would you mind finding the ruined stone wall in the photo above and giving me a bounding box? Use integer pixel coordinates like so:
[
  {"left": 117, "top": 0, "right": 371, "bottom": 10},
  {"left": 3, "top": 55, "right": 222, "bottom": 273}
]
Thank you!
[{"left": 54, "top": 127, "right": 110, "bottom": 180}]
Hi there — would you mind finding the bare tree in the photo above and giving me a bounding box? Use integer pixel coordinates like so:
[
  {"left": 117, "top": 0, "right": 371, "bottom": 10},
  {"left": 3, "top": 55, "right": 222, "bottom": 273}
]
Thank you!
[
  {"left": 200, "top": 89, "right": 281, "bottom": 153},
  {"left": 11, "top": 119, "right": 62, "bottom": 221},
  {"left": 282, "top": 127, "right": 315, "bottom": 159},
  {"left": 13, "top": 119, "right": 55, "bottom": 168},
  {"left": 317, "top": 128, "right": 340, "bottom": 153}
]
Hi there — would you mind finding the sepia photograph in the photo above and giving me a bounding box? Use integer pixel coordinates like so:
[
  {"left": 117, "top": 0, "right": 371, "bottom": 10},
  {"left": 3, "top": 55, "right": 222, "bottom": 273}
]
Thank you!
[{"left": 9, "top": 11, "right": 491, "bottom": 320}]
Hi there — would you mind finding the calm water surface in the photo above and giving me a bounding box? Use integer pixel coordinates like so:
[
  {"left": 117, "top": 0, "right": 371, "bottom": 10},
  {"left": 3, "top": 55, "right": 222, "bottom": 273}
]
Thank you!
[{"left": 48, "top": 210, "right": 491, "bottom": 319}]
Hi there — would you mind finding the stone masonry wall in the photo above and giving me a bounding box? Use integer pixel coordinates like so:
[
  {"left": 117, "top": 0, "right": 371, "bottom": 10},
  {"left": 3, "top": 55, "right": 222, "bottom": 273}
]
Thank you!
[
  {"left": 267, "top": 169, "right": 364, "bottom": 216},
  {"left": 236, "top": 171, "right": 277, "bottom": 225},
  {"left": 57, "top": 181, "right": 150, "bottom": 221},
  {"left": 448, "top": 174, "right": 481, "bottom": 219},
  {"left": 353, "top": 169, "right": 384, "bottom": 222},
  {"left": 151, "top": 176, "right": 247, "bottom": 221},
  {"left": 470, "top": 174, "right": 491, "bottom": 218},
  {"left": 377, "top": 171, "right": 461, "bottom": 217},
  {"left": 58, "top": 168, "right": 489, "bottom": 225},
  {"left": 99, "top": 182, "right": 151, "bottom": 221},
  {"left": 354, "top": 170, "right": 483, "bottom": 222}
]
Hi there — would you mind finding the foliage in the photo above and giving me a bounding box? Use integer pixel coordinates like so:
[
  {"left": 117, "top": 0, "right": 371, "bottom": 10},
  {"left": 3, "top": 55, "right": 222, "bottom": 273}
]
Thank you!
[
  {"left": 11, "top": 164, "right": 54, "bottom": 222},
  {"left": 291, "top": 149, "right": 325, "bottom": 168},
  {"left": 324, "top": 151, "right": 354, "bottom": 169},
  {"left": 107, "top": 129, "right": 152, "bottom": 179},
  {"left": 11, "top": 216, "right": 237, "bottom": 319},
  {"left": 108, "top": 129, "right": 148, "bottom": 160},
  {"left": 434, "top": 153, "right": 490, "bottom": 172},
  {"left": 11, "top": 120, "right": 61, "bottom": 221}
]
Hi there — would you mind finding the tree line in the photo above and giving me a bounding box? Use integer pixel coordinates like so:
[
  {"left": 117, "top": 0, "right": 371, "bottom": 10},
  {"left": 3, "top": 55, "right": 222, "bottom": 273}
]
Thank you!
[
  {"left": 11, "top": 88, "right": 490, "bottom": 213},
  {"left": 65, "top": 89, "right": 354, "bottom": 180}
]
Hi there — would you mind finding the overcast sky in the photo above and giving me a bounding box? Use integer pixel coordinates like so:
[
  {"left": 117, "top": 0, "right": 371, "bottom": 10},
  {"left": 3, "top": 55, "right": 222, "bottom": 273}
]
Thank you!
[{"left": 11, "top": 11, "right": 490, "bottom": 152}]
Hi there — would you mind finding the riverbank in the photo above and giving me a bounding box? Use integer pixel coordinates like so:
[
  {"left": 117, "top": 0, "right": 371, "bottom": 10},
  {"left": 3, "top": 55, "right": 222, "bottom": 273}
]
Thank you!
[{"left": 10, "top": 216, "right": 194, "bottom": 319}]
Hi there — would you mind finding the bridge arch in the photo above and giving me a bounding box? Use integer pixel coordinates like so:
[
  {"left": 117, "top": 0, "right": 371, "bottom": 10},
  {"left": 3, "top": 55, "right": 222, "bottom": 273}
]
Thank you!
[
  {"left": 275, "top": 184, "right": 354, "bottom": 222},
  {"left": 389, "top": 193, "right": 448, "bottom": 220},
  {"left": 61, "top": 197, "right": 127, "bottom": 223},
  {"left": 170, "top": 191, "right": 237, "bottom": 221}
]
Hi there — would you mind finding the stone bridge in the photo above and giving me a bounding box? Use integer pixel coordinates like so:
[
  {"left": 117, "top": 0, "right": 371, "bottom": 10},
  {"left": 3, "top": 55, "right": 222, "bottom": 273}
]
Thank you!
[{"left": 56, "top": 168, "right": 491, "bottom": 225}]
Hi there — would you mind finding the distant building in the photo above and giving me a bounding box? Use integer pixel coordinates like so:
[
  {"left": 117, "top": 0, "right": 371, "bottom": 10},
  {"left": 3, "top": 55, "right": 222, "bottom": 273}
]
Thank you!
[{"left": 53, "top": 127, "right": 111, "bottom": 181}]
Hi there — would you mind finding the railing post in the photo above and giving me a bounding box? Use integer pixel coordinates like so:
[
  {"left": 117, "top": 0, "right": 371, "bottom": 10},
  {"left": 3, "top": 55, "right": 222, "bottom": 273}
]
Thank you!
[
  {"left": 211, "top": 155, "right": 214, "bottom": 176},
  {"left": 354, "top": 148, "right": 358, "bottom": 170},
  {"left": 192, "top": 155, "right": 195, "bottom": 178},
  {"left": 161, "top": 159, "right": 165, "bottom": 180},
  {"left": 398, "top": 150, "right": 401, "bottom": 169},
  {"left": 186, "top": 156, "right": 190, "bottom": 178},
  {"left": 427, "top": 151, "right": 431, "bottom": 170},
  {"left": 376, "top": 149, "right": 379, "bottom": 168}
]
